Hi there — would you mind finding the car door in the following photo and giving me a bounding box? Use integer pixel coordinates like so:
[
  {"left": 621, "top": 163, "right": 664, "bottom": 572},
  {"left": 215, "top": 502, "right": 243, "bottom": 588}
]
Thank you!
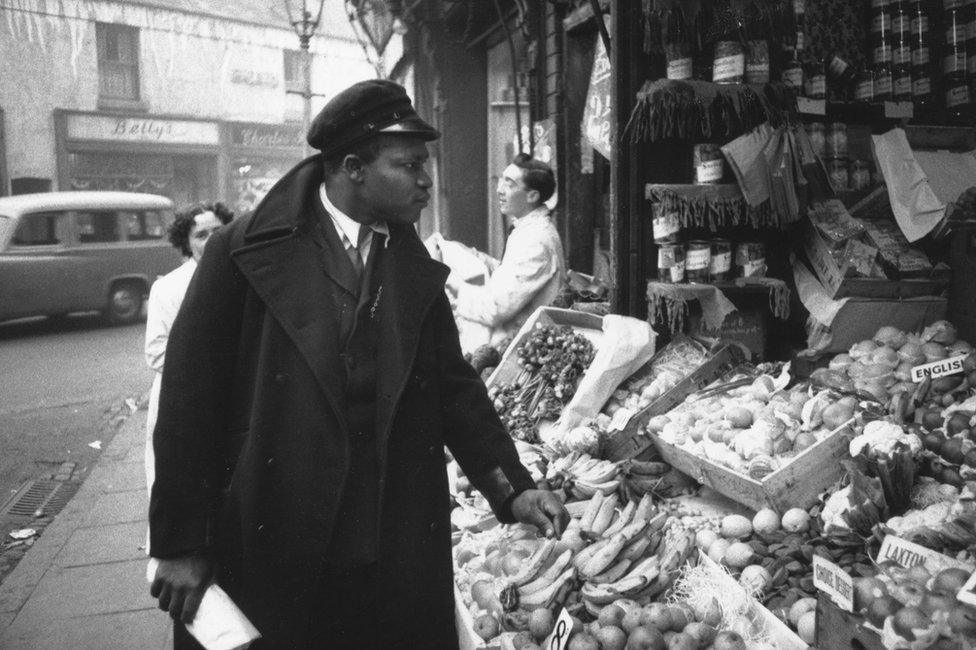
[
  {"left": 68, "top": 209, "right": 124, "bottom": 309},
  {"left": 0, "top": 211, "right": 72, "bottom": 319}
]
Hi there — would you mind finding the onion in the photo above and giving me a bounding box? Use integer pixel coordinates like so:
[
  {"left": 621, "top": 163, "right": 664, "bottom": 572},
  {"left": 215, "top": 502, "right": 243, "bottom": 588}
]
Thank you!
[
  {"left": 874, "top": 326, "right": 908, "bottom": 349},
  {"left": 829, "top": 353, "right": 854, "bottom": 371},
  {"left": 870, "top": 346, "right": 900, "bottom": 369},
  {"left": 923, "top": 342, "right": 948, "bottom": 362},
  {"left": 850, "top": 340, "right": 878, "bottom": 360},
  {"left": 897, "top": 342, "right": 926, "bottom": 365}
]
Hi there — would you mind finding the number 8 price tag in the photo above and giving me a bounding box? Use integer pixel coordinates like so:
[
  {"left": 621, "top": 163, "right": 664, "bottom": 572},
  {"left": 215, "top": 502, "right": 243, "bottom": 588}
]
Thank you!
[{"left": 544, "top": 608, "right": 574, "bottom": 650}]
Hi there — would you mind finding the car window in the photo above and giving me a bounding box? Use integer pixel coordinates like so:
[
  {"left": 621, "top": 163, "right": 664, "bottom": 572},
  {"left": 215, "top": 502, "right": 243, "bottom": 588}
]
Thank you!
[
  {"left": 12, "top": 212, "right": 64, "bottom": 246},
  {"left": 122, "top": 210, "right": 167, "bottom": 241},
  {"left": 76, "top": 211, "right": 121, "bottom": 244}
]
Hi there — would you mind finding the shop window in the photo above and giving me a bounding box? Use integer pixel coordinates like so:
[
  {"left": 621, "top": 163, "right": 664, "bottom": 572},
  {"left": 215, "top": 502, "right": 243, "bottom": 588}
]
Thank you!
[
  {"left": 283, "top": 49, "right": 304, "bottom": 94},
  {"left": 76, "top": 211, "right": 120, "bottom": 244},
  {"left": 11, "top": 177, "right": 51, "bottom": 195},
  {"left": 122, "top": 210, "right": 168, "bottom": 241},
  {"left": 96, "top": 23, "right": 140, "bottom": 100},
  {"left": 12, "top": 213, "right": 63, "bottom": 247}
]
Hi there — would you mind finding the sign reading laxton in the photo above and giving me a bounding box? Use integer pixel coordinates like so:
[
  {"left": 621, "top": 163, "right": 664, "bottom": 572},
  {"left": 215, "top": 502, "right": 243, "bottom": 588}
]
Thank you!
[{"left": 67, "top": 114, "right": 220, "bottom": 145}]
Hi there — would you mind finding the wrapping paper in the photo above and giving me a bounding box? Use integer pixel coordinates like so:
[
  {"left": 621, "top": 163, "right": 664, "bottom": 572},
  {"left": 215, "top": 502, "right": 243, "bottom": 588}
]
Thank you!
[
  {"left": 646, "top": 282, "right": 738, "bottom": 333},
  {"left": 871, "top": 129, "right": 946, "bottom": 242},
  {"left": 792, "top": 255, "right": 850, "bottom": 352}
]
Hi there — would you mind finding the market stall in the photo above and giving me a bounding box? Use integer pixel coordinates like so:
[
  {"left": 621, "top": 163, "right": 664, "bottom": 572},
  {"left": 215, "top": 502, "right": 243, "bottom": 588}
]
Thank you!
[{"left": 444, "top": 0, "right": 976, "bottom": 646}]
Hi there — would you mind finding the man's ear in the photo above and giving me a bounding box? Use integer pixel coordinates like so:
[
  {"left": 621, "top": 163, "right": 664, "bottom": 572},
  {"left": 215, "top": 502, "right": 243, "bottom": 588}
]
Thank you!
[
  {"left": 342, "top": 154, "right": 366, "bottom": 182},
  {"left": 526, "top": 188, "right": 541, "bottom": 205}
]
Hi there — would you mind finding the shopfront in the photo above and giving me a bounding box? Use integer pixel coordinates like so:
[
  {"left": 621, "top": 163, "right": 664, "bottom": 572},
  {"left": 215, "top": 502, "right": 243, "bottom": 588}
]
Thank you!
[
  {"left": 53, "top": 110, "right": 223, "bottom": 208},
  {"left": 225, "top": 121, "right": 305, "bottom": 215}
]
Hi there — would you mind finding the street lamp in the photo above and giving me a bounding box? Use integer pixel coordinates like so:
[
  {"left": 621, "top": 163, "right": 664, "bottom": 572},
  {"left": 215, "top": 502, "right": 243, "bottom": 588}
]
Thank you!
[{"left": 283, "top": 0, "right": 327, "bottom": 156}]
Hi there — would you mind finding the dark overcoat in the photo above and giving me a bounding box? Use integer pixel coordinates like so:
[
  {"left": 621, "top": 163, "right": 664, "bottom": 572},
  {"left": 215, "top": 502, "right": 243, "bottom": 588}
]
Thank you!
[{"left": 149, "top": 156, "right": 534, "bottom": 648}]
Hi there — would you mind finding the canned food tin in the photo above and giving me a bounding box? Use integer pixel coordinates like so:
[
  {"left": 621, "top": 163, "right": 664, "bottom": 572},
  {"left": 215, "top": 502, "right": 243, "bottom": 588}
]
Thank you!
[
  {"left": 735, "top": 242, "right": 766, "bottom": 278},
  {"left": 828, "top": 158, "right": 850, "bottom": 191},
  {"left": 658, "top": 244, "right": 686, "bottom": 283},
  {"left": 850, "top": 160, "right": 872, "bottom": 190},
  {"left": 709, "top": 239, "right": 733, "bottom": 281},
  {"left": 807, "top": 122, "right": 826, "bottom": 159},
  {"left": 693, "top": 144, "right": 725, "bottom": 185},
  {"left": 826, "top": 122, "right": 848, "bottom": 158},
  {"left": 686, "top": 240, "right": 711, "bottom": 283},
  {"left": 651, "top": 204, "right": 681, "bottom": 244}
]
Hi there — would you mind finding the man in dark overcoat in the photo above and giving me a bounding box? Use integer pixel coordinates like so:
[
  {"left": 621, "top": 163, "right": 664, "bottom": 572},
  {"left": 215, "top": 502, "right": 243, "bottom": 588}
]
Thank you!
[{"left": 147, "top": 80, "right": 569, "bottom": 649}]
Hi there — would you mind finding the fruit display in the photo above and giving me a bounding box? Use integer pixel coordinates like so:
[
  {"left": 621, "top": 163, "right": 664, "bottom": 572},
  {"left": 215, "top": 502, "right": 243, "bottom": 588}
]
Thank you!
[
  {"left": 600, "top": 336, "right": 709, "bottom": 418},
  {"left": 489, "top": 324, "right": 596, "bottom": 444},
  {"left": 648, "top": 373, "right": 856, "bottom": 479},
  {"left": 545, "top": 452, "right": 622, "bottom": 500},
  {"left": 848, "top": 560, "right": 976, "bottom": 649}
]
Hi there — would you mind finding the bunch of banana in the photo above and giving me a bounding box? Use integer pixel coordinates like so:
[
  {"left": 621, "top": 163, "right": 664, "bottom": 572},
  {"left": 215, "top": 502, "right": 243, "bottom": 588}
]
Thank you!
[
  {"left": 578, "top": 491, "right": 657, "bottom": 537},
  {"left": 619, "top": 458, "right": 672, "bottom": 502},
  {"left": 498, "top": 538, "right": 579, "bottom": 613},
  {"left": 578, "top": 522, "right": 695, "bottom": 614},
  {"left": 547, "top": 451, "right": 621, "bottom": 500}
]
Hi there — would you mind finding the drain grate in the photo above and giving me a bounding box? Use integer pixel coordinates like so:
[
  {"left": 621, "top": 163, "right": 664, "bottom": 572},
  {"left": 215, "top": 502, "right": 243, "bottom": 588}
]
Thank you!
[{"left": 1, "top": 479, "right": 79, "bottom": 518}]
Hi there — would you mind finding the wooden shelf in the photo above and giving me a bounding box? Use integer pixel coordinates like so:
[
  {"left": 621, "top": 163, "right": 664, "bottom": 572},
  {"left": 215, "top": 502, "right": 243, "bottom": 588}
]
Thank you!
[
  {"left": 797, "top": 99, "right": 914, "bottom": 121},
  {"left": 647, "top": 279, "right": 781, "bottom": 294}
]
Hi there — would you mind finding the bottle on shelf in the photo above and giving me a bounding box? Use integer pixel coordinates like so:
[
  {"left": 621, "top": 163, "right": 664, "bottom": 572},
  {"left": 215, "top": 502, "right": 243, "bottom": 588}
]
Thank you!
[
  {"left": 944, "top": 0, "right": 974, "bottom": 120},
  {"left": 744, "top": 1, "right": 771, "bottom": 84},
  {"left": 909, "top": 0, "right": 936, "bottom": 111},
  {"left": 827, "top": 52, "right": 857, "bottom": 101},
  {"left": 805, "top": 56, "right": 827, "bottom": 99},
  {"left": 664, "top": 4, "right": 693, "bottom": 81},
  {"left": 793, "top": 0, "right": 807, "bottom": 53},
  {"left": 712, "top": 1, "right": 745, "bottom": 84},
  {"left": 856, "top": 64, "right": 877, "bottom": 103},
  {"left": 876, "top": 61, "right": 895, "bottom": 100},
  {"left": 693, "top": 2, "right": 715, "bottom": 81}
]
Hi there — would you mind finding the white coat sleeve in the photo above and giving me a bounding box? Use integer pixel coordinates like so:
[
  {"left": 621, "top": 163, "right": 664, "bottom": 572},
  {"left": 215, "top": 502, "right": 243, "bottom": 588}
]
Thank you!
[
  {"left": 144, "top": 278, "right": 179, "bottom": 373},
  {"left": 453, "top": 230, "right": 556, "bottom": 328}
]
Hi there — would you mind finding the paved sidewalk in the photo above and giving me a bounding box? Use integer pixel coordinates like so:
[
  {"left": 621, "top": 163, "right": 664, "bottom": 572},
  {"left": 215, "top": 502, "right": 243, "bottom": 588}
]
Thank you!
[{"left": 0, "top": 408, "right": 172, "bottom": 649}]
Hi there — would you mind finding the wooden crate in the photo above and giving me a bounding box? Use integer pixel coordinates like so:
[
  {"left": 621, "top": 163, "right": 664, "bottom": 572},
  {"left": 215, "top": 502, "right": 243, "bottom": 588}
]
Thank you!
[
  {"left": 485, "top": 307, "right": 605, "bottom": 389},
  {"left": 814, "top": 595, "right": 883, "bottom": 650},
  {"left": 802, "top": 218, "right": 947, "bottom": 300},
  {"left": 649, "top": 419, "right": 855, "bottom": 513},
  {"left": 603, "top": 344, "right": 746, "bottom": 462}
]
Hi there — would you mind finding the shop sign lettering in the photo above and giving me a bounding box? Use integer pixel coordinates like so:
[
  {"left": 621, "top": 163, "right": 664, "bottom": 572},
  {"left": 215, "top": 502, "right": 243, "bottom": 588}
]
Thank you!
[
  {"left": 230, "top": 69, "right": 279, "bottom": 88},
  {"left": 813, "top": 555, "right": 854, "bottom": 612},
  {"left": 231, "top": 124, "right": 304, "bottom": 149},
  {"left": 910, "top": 355, "right": 966, "bottom": 382},
  {"left": 582, "top": 20, "right": 612, "bottom": 160},
  {"left": 66, "top": 114, "right": 220, "bottom": 145}
]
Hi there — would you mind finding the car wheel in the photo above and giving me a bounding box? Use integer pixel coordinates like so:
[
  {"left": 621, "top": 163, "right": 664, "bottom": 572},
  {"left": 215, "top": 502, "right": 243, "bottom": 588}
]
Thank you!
[{"left": 106, "top": 282, "right": 144, "bottom": 324}]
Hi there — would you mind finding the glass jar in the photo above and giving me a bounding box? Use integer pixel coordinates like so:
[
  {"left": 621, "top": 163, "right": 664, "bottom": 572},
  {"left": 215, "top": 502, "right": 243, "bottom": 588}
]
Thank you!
[
  {"left": 829, "top": 158, "right": 850, "bottom": 192},
  {"left": 658, "top": 244, "right": 686, "bottom": 283},
  {"left": 782, "top": 51, "right": 804, "bottom": 88},
  {"left": 735, "top": 242, "right": 766, "bottom": 278},
  {"left": 850, "top": 160, "right": 872, "bottom": 190},
  {"left": 827, "top": 122, "right": 848, "bottom": 158},
  {"left": 855, "top": 67, "right": 876, "bottom": 102},
  {"left": 685, "top": 240, "right": 712, "bottom": 283},
  {"left": 651, "top": 204, "right": 681, "bottom": 244},
  {"left": 713, "top": 40, "right": 745, "bottom": 84},
  {"left": 893, "top": 64, "right": 913, "bottom": 101},
  {"left": 807, "top": 122, "right": 827, "bottom": 158},
  {"left": 709, "top": 239, "right": 733, "bottom": 281},
  {"left": 804, "top": 57, "right": 827, "bottom": 98},
  {"left": 875, "top": 62, "right": 894, "bottom": 100},
  {"left": 693, "top": 144, "right": 725, "bottom": 185}
]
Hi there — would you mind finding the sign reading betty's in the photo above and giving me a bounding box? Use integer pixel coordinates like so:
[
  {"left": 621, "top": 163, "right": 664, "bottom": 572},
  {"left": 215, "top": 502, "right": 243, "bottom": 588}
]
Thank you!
[{"left": 65, "top": 113, "right": 221, "bottom": 145}]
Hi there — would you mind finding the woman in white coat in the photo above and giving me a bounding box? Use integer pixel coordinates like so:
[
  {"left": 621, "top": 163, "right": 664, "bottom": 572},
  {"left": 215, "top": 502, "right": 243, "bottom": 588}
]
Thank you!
[{"left": 144, "top": 203, "right": 233, "bottom": 494}]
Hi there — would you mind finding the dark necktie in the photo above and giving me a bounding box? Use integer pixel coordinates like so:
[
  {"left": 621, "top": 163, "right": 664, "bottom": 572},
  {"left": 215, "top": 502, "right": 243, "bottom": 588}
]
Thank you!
[{"left": 348, "top": 227, "right": 371, "bottom": 279}]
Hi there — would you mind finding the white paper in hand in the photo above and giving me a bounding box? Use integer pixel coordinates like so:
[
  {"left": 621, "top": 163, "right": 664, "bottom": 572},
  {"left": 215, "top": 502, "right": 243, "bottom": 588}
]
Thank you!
[{"left": 147, "top": 558, "right": 261, "bottom": 650}]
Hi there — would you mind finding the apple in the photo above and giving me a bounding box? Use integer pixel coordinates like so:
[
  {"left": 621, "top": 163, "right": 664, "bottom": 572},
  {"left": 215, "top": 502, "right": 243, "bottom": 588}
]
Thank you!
[
  {"left": 640, "top": 603, "right": 674, "bottom": 632},
  {"left": 621, "top": 608, "right": 644, "bottom": 634},
  {"left": 948, "top": 603, "right": 976, "bottom": 637},
  {"left": 667, "top": 605, "right": 693, "bottom": 632},
  {"left": 596, "top": 625, "right": 627, "bottom": 650},
  {"left": 625, "top": 625, "right": 666, "bottom": 650},
  {"left": 920, "top": 591, "right": 956, "bottom": 617},
  {"left": 568, "top": 631, "right": 600, "bottom": 650},
  {"left": 599, "top": 604, "right": 627, "bottom": 628},
  {"left": 866, "top": 596, "right": 900, "bottom": 627},
  {"left": 473, "top": 614, "right": 500, "bottom": 641},
  {"left": 682, "top": 621, "right": 716, "bottom": 647},
  {"left": 892, "top": 606, "right": 930, "bottom": 641},
  {"left": 528, "top": 608, "right": 555, "bottom": 640},
  {"left": 711, "top": 630, "right": 747, "bottom": 650},
  {"left": 665, "top": 632, "right": 697, "bottom": 650},
  {"left": 852, "top": 577, "right": 888, "bottom": 611},
  {"left": 932, "top": 568, "right": 971, "bottom": 596},
  {"left": 788, "top": 597, "right": 818, "bottom": 626}
]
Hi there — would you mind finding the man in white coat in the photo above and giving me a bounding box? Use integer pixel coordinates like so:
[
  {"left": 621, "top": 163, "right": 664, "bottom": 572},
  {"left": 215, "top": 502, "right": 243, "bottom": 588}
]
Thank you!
[{"left": 447, "top": 154, "right": 566, "bottom": 352}]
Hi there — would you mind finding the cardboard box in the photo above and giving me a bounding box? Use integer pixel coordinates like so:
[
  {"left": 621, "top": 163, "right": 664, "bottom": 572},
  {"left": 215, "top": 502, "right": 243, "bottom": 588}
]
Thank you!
[
  {"left": 824, "top": 296, "right": 948, "bottom": 353},
  {"left": 650, "top": 419, "right": 855, "bottom": 512},
  {"left": 688, "top": 308, "right": 767, "bottom": 361},
  {"left": 604, "top": 344, "right": 746, "bottom": 462},
  {"left": 803, "top": 217, "right": 946, "bottom": 299}
]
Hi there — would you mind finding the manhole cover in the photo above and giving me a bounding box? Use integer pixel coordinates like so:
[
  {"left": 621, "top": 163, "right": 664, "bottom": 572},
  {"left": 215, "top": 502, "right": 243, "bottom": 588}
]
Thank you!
[{"left": 0, "top": 479, "right": 79, "bottom": 518}]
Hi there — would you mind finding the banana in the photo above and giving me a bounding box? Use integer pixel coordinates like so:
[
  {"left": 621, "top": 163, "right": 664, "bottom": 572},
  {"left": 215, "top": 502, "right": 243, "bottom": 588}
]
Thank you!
[
  {"left": 643, "top": 530, "right": 664, "bottom": 558},
  {"left": 580, "top": 573, "right": 649, "bottom": 605},
  {"left": 582, "top": 596, "right": 603, "bottom": 617},
  {"left": 569, "top": 455, "right": 597, "bottom": 475},
  {"left": 574, "top": 478, "right": 620, "bottom": 496},
  {"left": 578, "top": 461, "right": 619, "bottom": 484},
  {"left": 616, "top": 518, "right": 650, "bottom": 545},
  {"left": 657, "top": 530, "right": 695, "bottom": 575},
  {"left": 620, "top": 534, "right": 652, "bottom": 562},
  {"left": 621, "top": 555, "right": 660, "bottom": 582},
  {"left": 588, "top": 557, "right": 632, "bottom": 584},
  {"left": 633, "top": 492, "right": 655, "bottom": 523},
  {"left": 573, "top": 536, "right": 611, "bottom": 571},
  {"left": 569, "top": 484, "right": 593, "bottom": 500},
  {"left": 507, "top": 538, "right": 557, "bottom": 587},
  {"left": 518, "top": 566, "right": 576, "bottom": 610},
  {"left": 578, "top": 492, "right": 604, "bottom": 530},
  {"left": 599, "top": 500, "right": 636, "bottom": 539},
  {"left": 519, "top": 549, "right": 574, "bottom": 596},
  {"left": 645, "top": 511, "right": 669, "bottom": 535},
  {"left": 580, "top": 533, "right": 627, "bottom": 579},
  {"left": 626, "top": 459, "right": 670, "bottom": 476},
  {"left": 588, "top": 493, "right": 619, "bottom": 535}
]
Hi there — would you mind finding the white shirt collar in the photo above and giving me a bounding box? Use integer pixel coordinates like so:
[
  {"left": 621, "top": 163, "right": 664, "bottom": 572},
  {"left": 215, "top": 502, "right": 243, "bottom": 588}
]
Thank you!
[
  {"left": 318, "top": 184, "right": 389, "bottom": 248},
  {"left": 513, "top": 205, "right": 551, "bottom": 228}
]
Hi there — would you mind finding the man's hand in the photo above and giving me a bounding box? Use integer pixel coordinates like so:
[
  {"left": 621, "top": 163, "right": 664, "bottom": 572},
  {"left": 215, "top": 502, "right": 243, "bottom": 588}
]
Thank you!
[
  {"left": 511, "top": 489, "right": 569, "bottom": 539},
  {"left": 149, "top": 555, "right": 215, "bottom": 624}
]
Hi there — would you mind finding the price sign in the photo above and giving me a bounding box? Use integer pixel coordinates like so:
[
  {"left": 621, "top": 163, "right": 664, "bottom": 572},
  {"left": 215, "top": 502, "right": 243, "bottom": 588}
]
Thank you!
[
  {"left": 544, "top": 607, "right": 574, "bottom": 650},
  {"left": 910, "top": 355, "right": 967, "bottom": 382},
  {"left": 876, "top": 535, "right": 972, "bottom": 574},
  {"left": 813, "top": 555, "right": 854, "bottom": 612},
  {"left": 958, "top": 570, "right": 976, "bottom": 607},
  {"left": 608, "top": 407, "right": 635, "bottom": 432}
]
